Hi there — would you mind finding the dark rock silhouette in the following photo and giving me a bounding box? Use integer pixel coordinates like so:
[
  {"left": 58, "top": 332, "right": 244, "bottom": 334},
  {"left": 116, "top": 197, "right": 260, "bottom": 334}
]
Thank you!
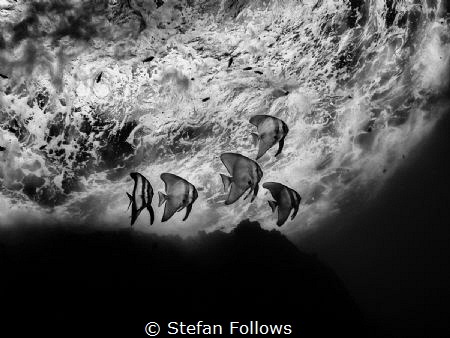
[{"left": 0, "top": 219, "right": 366, "bottom": 337}]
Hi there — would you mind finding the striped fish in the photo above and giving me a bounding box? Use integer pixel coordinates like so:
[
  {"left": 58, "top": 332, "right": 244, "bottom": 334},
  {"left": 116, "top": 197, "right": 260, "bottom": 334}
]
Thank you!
[
  {"left": 249, "top": 115, "right": 289, "bottom": 160},
  {"left": 220, "top": 153, "right": 263, "bottom": 205},
  {"left": 263, "top": 182, "right": 301, "bottom": 227},
  {"left": 127, "top": 172, "right": 155, "bottom": 226},
  {"left": 158, "top": 173, "right": 198, "bottom": 222}
]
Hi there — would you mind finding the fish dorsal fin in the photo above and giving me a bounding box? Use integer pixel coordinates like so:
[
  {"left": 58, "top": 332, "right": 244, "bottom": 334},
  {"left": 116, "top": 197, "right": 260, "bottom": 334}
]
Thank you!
[
  {"left": 131, "top": 172, "right": 152, "bottom": 186},
  {"left": 220, "top": 153, "right": 244, "bottom": 176},
  {"left": 263, "top": 182, "right": 285, "bottom": 200},
  {"left": 161, "top": 173, "right": 185, "bottom": 194},
  {"left": 249, "top": 114, "right": 269, "bottom": 127}
]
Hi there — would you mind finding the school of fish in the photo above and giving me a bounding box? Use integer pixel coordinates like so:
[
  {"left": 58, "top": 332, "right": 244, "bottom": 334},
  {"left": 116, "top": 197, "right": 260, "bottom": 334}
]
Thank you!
[{"left": 127, "top": 114, "right": 300, "bottom": 227}]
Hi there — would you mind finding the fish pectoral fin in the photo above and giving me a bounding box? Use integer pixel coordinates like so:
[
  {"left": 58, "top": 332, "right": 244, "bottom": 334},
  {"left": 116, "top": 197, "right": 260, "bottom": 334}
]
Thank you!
[
  {"left": 220, "top": 174, "right": 232, "bottom": 191},
  {"left": 158, "top": 192, "right": 168, "bottom": 207},
  {"left": 182, "top": 203, "right": 193, "bottom": 221},
  {"left": 268, "top": 200, "right": 277, "bottom": 213},
  {"left": 243, "top": 186, "right": 253, "bottom": 200},
  {"left": 250, "top": 132, "right": 259, "bottom": 146},
  {"left": 275, "top": 136, "right": 285, "bottom": 157},
  {"left": 147, "top": 205, "right": 155, "bottom": 225}
]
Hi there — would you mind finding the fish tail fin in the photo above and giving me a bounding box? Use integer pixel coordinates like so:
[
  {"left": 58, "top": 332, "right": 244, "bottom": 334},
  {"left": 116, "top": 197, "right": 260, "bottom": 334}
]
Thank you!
[
  {"left": 126, "top": 192, "right": 133, "bottom": 210},
  {"left": 251, "top": 132, "right": 259, "bottom": 146},
  {"left": 220, "top": 174, "right": 232, "bottom": 191},
  {"left": 268, "top": 200, "right": 277, "bottom": 213},
  {"left": 158, "top": 192, "right": 168, "bottom": 207}
]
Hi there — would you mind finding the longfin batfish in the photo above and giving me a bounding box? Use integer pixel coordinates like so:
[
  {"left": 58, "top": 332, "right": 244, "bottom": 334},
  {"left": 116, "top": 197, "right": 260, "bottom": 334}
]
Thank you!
[
  {"left": 127, "top": 172, "right": 155, "bottom": 226},
  {"left": 220, "top": 153, "right": 263, "bottom": 205},
  {"left": 158, "top": 173, "right": 198, "bottom": 222},
  {"left": 249, "top": 114, "right": 289, "bottom": 160},
  {"left": 263, "top": 182, "right": 301, "bottom": 227}
]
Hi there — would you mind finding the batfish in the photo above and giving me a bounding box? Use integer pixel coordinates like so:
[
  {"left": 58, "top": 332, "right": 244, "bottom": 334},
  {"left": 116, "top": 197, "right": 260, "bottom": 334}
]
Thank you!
[
  {"left": 127, "top": 172, "right": 155, "bottom": 226},
  {"left": 220, "top": 153, "right": 263, "bottom": 205},
  {"left": 158, "top": 173, "right": 198, "bottom": 222},
  {"left": 263, "top": 182, "right": 301, "bottom": 227},
  {"left": 249, "top": 114, "right": 289, "bottom": 160}
]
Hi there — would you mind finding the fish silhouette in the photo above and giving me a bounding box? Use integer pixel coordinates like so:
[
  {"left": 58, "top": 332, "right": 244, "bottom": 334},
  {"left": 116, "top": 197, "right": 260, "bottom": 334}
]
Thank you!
[
  {"left": 127, "top": 172, "right": 155, "bottom": 226},
  {"left": 228, "top": 56, "right": 234, "bottom": 68},
  {"left": 143, "top": 56, "right": 154, "bottom": 62},
  {"left": 263, "top": 182, "right": 301, "bottom": 226},
  {"left": 158, "top": 173, "right": 198, "bottom": 222},
  {"left": 95, "top": 72, "right": 102, "bottom": 83},
  {"left": 249, "top": 114, "right": 289, "bottom": 160},
  {"left": 220, "top": 153, "right": 263, "bottom": 205}
]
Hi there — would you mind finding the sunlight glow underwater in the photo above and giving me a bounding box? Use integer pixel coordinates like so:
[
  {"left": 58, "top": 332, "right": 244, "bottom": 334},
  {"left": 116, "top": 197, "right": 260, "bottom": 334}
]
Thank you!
[{"left": 0, "top": 0, "right": 449, "bottom": 237}]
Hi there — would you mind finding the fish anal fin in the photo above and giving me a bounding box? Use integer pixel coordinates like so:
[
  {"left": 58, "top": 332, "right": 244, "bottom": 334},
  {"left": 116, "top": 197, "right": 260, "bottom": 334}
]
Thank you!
[
  {"left": 256, "top": 140, "right": 272, "bottom": 160},
  {"left": 148, "top": 205, "right": 155, "bottom": 225},
  {"left": 161, "top": 198, "right": 178, "bottom": 222},
  {"left": 225, "top": 183, "right": 247, "bottom": 205},
  {"left": 275, "top": 136, "right": 285, "bottom": 157},
  {"left": 182, "top": 203, "right": 193, "bottom": 221},
  {"left": 276, "top": 206, "right": 291, "bottom": 227}
]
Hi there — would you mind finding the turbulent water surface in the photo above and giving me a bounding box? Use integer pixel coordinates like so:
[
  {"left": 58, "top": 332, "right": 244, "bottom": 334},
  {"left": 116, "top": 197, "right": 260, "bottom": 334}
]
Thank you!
[{"left": 0, "top": 0, "right": 449, "bottom": 237}]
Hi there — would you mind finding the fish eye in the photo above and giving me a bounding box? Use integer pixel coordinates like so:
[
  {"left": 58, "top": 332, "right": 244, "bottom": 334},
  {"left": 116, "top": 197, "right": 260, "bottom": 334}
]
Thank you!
[{"left": 248, "top": 180, "right": 252, "bottom": 185}]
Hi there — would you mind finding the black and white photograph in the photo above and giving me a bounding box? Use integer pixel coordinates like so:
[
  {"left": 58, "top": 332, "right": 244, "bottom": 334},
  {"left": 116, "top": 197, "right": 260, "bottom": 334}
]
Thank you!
[{"left": 1, "top": 1, "right": 449, "bottom": 336}]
